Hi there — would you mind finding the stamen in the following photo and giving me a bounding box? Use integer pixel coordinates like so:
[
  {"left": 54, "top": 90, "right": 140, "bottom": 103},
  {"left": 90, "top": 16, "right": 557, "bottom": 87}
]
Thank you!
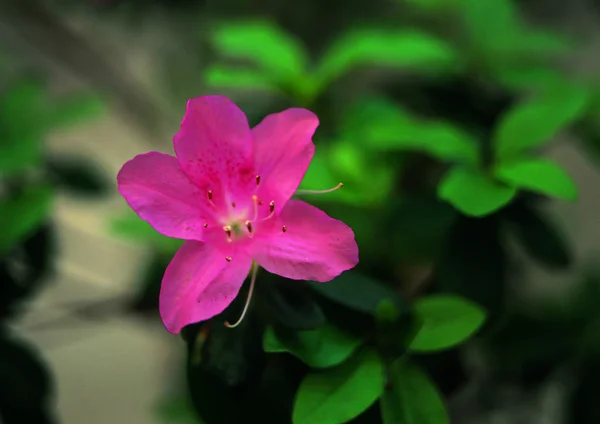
[
  {"left": 282, "top": 225, "right": 287, "bottom": 232},
  {"left": 231, "top": 201, "right": 236, "bottom": 208},
  {"left": 295, "top": 182, "right": 344, "bottom": 195},
  {"left": 203, "top": 222, "right": 208, "bottom": 228},
  {"left": 245, "top": 220, "right": 253, "bottom": 234},
  {"left": 223, "top": 226, "right": 232, "bottom": 243},
  {"left": 225, "top": 256, "right": 232, "bottom": 262},
  {"left": 207, "top": 190, "right": 216, "bottom": 208},
  {"left": 225, "top": 263, "right": 258, "bottom": 328},
  {"left": 256, "top": 174, "right": 261, "bottom": 185},
  {"left": 258, "top": 201, "right": 276, "bottom": 222},
  {"left": 258, "top": 200, "right": 263, "bottom": 206}
]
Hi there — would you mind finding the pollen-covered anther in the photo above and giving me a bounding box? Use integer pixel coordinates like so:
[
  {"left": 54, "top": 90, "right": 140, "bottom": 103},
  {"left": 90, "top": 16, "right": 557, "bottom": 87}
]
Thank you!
[
  {"left": 203, "top": 222, "right": 208, "bottom": 228},
  {"left": 225, "top": 256, "right": 232, "bottom": 262},
  {"left": 256, "top": 174, "right": 261, "bottom": 185},
  {"left": 282, "top": 225, "right": 287, "bottom": 232},
  {"left": 245, "top": 220, "right": 253, "bottom": 234},
  {"left": 223, "top": 225, "right": 233, "bottom": 242}
]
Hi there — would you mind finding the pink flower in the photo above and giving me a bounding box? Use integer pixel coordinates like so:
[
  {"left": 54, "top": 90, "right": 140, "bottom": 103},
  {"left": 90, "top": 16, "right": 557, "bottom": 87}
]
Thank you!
[{"left": 117, "top": 96, "right": 358, "bottom": 334}]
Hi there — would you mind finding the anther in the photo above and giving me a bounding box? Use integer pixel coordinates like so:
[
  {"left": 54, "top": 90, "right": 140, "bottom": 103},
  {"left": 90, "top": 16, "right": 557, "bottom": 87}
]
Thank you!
[
  {"left": 258, "top": 200, "right": 276, "bottom": 222},
  {"left": 282, "top": 225, "right": 287, "bottom": 232},
  {"left": 203, "top": 222, "right": 208, "bottom": 228},
  {"left": 295, "top": 182, "right": 344, "bottom": 196},
  {"left": 231, "top": 201, "right": 236, "bottom": 208},
  {"left": 258, "top": 200, "right": 263, "bottom": 206},
  {"left": 225, "top": 256, "right": 232, "bottom": 262},
  {"left": 223, "top": 226, "right": 232, "bottom": 242},
  {"left": 245, "top": 220, "right": 253, "bottom": 234},
  {"left": 256, "top": 174, "right": 261, "bottom": 185},
  {"left": 206, "top": 190, "right": 216, "bottom": 208}
]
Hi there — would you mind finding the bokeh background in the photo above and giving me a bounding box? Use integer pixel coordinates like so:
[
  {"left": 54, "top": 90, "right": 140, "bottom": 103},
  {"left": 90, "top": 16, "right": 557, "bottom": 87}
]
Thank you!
[{"left": 2, "top": 0, "right": 600, "bottom": 423}]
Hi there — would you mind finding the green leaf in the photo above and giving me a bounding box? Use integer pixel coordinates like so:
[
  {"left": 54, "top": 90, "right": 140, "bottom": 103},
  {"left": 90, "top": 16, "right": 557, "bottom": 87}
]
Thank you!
[
  {"left": 0, "top": 79, "right": 46, "bottom": 132},
  {"left": 300, "top": 142, "right": 395, "bottom": 207},
  {"left": 0, "top": 137, "right": 43, "bottom": 177},
  {"left": 340, "top": 96, "right": 408, "bottom": 138},
  {"left": 155, "top": 396, "right": 202, "bottom": 424},
  {"left": 315, "top": 29, "right": 458, "bottom": 88},
  {"left": 366, "top": 119, "right": 478, "bottom": 165},
  {"left": 341, "top": 97, "right": 478, "bottom": 165},
  {"left": 494, "top": 65, "right": 570, "bottom": 92},
  {"left": 380, "top": 360, "right": 449, "bottom": 424},
  {"left": 494, "top": 85, "right": 590, "bottom": 161},
  {"left": 331, "top": 141, "right": 397, "bottom": 206},
  {"left": 261, "top": 277, "right": 326, "bottom": 330},
  {"left": 0, "top": 80, "right": 46, "bottom": 176},
  {"left": 514, "top": 30, "right": 573, "bottom": 56},
  {"left": 110, "top": 212, "right": 183, "bottom": 253},
  {"left": 0, "top": 185, "right": 54, "bottom": 254},
  {"left": 310, "top": 272, "right": 406, "bottom": 316},
  {"left": 502, "top": 200, "right": 572, "bottom": 269},
  {"left": 211, "top": 21, "right": 308, "bottom": 83},
  {"left": 292, "top": 349, "right": 384, "bottom": 424},
  {"left": 461, "top": 0, "right": 520, "bottom": 52},
  {"left": 43, "top": 93, "right": 104, "bottom": 130},
  {"left": 203, "top": 64, "right": 281, "bottom": 93},
  {"left": 495, "top": 158, "right": 577, "bottom": 201},
  {"left": 437, "top": 167, "right": 517, "bottom": 217},
  {"left": 409, "top": 295, "right": 486, "bottom": 352},
  {"left": 263, "top": 324, "right": 362, "bottom": 368}
]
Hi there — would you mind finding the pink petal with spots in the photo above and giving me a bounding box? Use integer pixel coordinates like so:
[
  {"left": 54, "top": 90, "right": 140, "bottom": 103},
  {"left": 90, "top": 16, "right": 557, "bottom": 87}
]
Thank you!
[
  {"left": 251, "top": 200, "right": 358, "bottom": 282},
  {"left": 173, "top": 96, "right": 256, "bottom": 207},
  {"left": 253, "top": 108, "right": 318, "bottom": 210},
  {"left": 159, "top": 241, "right": 253, "bottom": 334},
  {"left": 117, "top": 152, "right": 209, "bottom": 240}
]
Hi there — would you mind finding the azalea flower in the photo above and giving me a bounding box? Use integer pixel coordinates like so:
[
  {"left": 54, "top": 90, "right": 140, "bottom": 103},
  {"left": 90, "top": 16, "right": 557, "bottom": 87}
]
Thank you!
[{"left": 117, "top": 96, "right": 358, "bottom": 333}]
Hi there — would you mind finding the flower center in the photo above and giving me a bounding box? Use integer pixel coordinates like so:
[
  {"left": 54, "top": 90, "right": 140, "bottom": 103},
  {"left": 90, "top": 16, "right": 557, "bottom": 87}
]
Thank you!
[{"left": 203, "top": 175, "right": 344, "bottom": 250}]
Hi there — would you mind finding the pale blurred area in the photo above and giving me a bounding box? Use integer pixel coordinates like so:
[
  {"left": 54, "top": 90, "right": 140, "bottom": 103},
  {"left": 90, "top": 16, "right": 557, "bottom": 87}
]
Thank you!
[
  {"left": 2, "top": 0, "right": 600, "bottom": 423},
  {"left": 1, "top": 3, "right": 190, "bottom": 423}
]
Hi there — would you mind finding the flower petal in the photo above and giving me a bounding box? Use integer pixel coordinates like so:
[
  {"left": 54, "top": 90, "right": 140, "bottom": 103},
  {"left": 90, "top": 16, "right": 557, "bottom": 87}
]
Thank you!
[
  {"left": 253, "top": 108, "right": 318, "bottom": 210},
  {"left": 117, "top": 151, "right": 209, "bottom": 240},
  {"left": 251, "top": 200, "right": 358, "bottom": 282},
  {"left": 173, "top": 96, "right": 256, "bottom": 207},
  {"left": 159, "top": 241, "right": 253, "bottom": 334}
]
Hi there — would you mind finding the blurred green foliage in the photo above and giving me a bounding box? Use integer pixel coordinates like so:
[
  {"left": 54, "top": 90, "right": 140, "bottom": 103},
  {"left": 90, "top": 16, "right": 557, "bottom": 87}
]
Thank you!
[
  {"left": 95, "top": 0, "right": 600, "bottom": 422},
  {"left": 0, "top": 60, "right": 108, "bottom": 423}
]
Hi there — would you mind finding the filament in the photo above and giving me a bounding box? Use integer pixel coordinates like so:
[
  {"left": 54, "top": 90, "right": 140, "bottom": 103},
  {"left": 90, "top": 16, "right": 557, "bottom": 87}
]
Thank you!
[
  {"left": 225, "top": 263, "right": 258, "bottom": 328},
  {"left": 295, "top": 182, "right": 343, "bottom": 195}
]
